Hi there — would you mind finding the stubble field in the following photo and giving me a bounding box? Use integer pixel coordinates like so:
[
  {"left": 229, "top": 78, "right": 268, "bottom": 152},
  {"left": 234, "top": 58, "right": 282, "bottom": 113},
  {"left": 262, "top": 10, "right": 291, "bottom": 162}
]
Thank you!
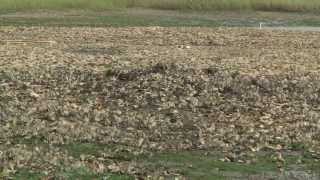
[{"left": 0, "top": 27, "right": 320, "bottom": 179}]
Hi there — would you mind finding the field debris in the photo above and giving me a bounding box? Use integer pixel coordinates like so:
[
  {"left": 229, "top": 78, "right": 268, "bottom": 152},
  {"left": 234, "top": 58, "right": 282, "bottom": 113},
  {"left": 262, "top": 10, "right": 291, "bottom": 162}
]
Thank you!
[
  {"left": 0, "top": 39, "right": 56, "bottom": 46},
  {"left": 0, "top": 26, "right": 320, "bottom": 178}
]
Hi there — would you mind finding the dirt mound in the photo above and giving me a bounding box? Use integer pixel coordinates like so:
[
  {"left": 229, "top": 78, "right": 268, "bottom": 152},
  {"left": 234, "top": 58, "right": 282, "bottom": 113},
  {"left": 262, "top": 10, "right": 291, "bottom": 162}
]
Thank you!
[{"left": 1, "top": 63, "right": 319, "bottom": 152}]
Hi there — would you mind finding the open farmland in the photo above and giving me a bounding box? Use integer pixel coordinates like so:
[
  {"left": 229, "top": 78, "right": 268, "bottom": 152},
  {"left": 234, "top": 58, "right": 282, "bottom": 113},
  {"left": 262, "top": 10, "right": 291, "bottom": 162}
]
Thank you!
[{"left": 0, "top": 27, "right": 320, "bottom": 179}]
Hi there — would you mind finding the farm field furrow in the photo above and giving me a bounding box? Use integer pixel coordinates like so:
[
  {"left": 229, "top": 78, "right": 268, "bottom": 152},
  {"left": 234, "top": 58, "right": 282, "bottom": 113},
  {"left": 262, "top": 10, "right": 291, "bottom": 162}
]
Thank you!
[{"left": 0, "top": 27, "right": 320, "bottom": 179}]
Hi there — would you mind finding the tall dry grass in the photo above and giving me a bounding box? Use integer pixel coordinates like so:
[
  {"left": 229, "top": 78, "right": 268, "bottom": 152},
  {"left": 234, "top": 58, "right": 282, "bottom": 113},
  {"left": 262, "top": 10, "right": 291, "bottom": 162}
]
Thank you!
[
  {"left": 132, "top": 0, "right": 320, "bottom": 11},
  {"left": 0, "top": 0, "right": 319, "bottom": 11}
]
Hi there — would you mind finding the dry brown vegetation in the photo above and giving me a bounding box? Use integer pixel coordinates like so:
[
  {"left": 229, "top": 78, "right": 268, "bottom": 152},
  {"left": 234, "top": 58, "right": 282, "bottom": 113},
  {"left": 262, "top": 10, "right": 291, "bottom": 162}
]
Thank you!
[
  {"left": 1, "top": 0, "right": 320, "bottom": 11},
  {"left": 0, "top": 27, "right": 320, "bottom": 178}
]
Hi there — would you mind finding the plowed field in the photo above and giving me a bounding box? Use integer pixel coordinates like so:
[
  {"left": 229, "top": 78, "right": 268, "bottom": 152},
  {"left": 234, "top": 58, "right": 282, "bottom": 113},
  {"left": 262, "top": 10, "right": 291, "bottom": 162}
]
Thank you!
[{"left": 0, "top": 27, "right": 320, "bottom": 179}]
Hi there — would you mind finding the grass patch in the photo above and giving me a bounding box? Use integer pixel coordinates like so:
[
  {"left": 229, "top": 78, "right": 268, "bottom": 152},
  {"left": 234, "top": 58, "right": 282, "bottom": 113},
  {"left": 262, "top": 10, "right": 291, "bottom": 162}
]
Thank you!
[
  {"left": 0, "top": 14, "right": 222, "bottom": 27},
  {"left": 289, "top": 19, "right": 320, "bottom": 26},
  {"left": 56, "top": 167, "right": 133, "bottom": 180},
  {"left": 1, "top": 10, "right": 320, "bottom": 27},
  {"left": 63, "top": 142, "right": 106, "bottom": 158},
  {"left": 0, "top": 0, "right": 130, "bottom": 11},
  {"left": 60, "top": 142, "right": 319, "bottom": 179},
  {"left": 0, "top": 0, "right": 320, "bottom": 12},
  {"left": 11, "top": 169, "right": 44, "bottom": 180},
  {"left": 62, "top": 142, "right": 137, "bottom": 162},
  {"left": 142, "top": 151, "right": 278, "bottom": 179},
  {"left": 131, "top": 0, "right": 320, "bottom": 12},
  {"left": 288, "top": 142, "right": 308, "bottom": 151},
  {"left": 13, "top": 167, "right": 134, "bottom": 180},
  {"left": 6, "top": 139, "right": 320, "bottom": 179}
]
